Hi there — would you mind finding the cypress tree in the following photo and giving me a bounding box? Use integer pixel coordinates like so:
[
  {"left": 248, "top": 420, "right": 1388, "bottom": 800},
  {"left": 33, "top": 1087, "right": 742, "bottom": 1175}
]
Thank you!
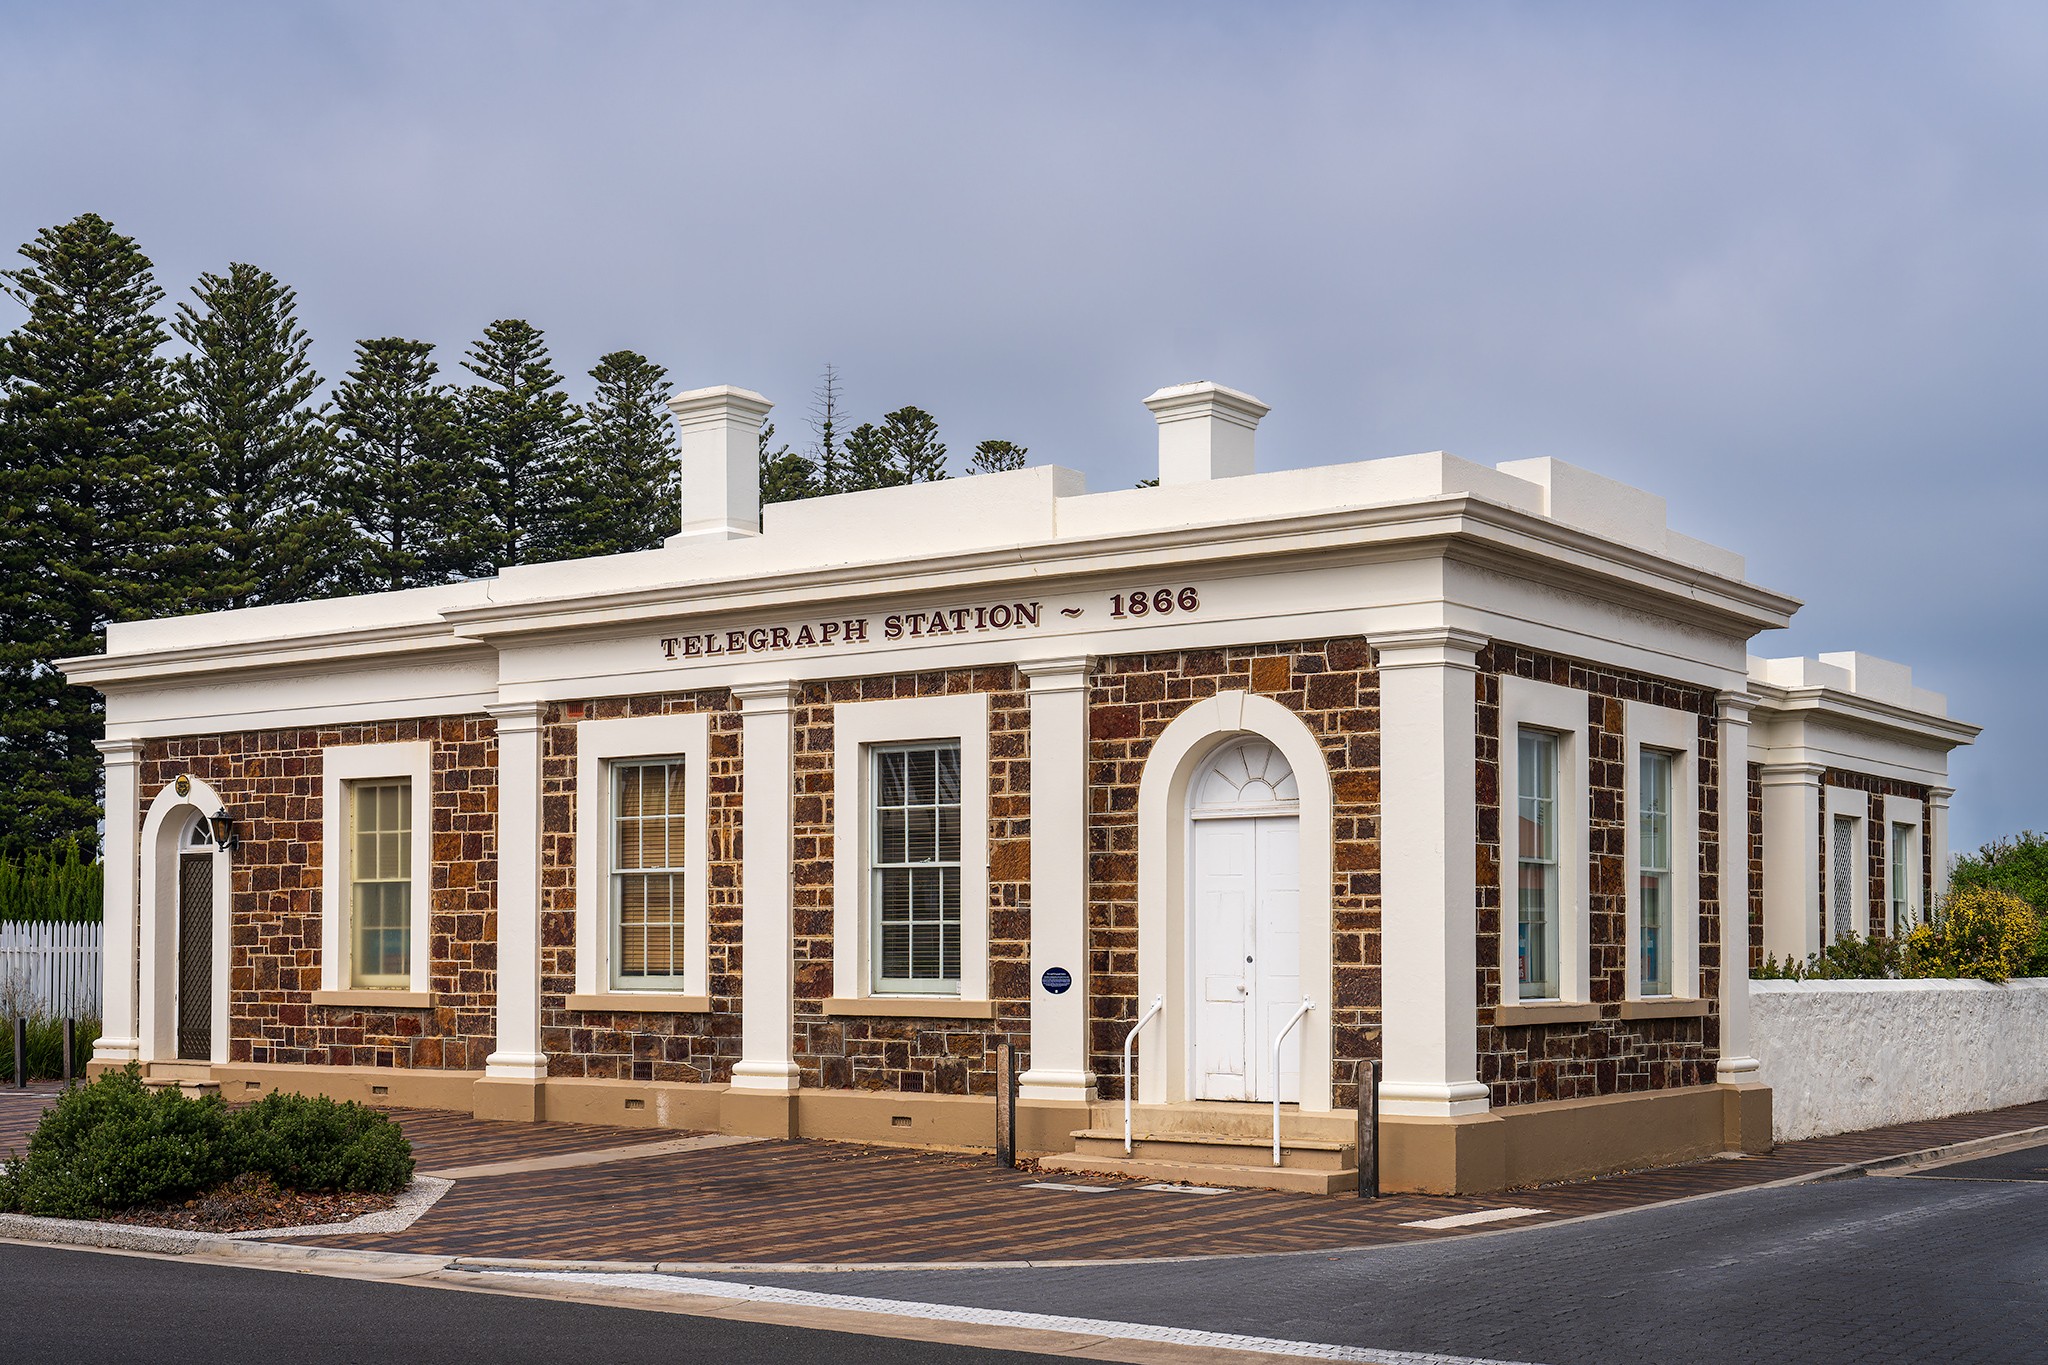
[
  {"left": 758, "top": 419, "right": 818, "bottom": 506},
  {"left": 885, "top": 407, "right": 949, "bottom": 484},
  {"left": 328, "top": 338, "right": 460, "bottom": 592},
  {"left": 452, "top": 319, "right": 582, "bottom": 573},
  {"left": 841, "top": 405, "right": 949, "bottom": 491},
  {"left": 0, "top": 213, "right": 195, "bottom": 856},
  {"left": 173, "top": 263, "right": 340, "bottom": 607},
  {"left": 969, "top": 438, "right": 1028, "bottom": 473},
  {"left": 561, "top": 350, "right": 678, "bottom": 556}
]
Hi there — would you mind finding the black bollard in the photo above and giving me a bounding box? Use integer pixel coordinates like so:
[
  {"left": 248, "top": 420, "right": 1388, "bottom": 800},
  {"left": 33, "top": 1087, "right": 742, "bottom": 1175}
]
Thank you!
[
  {"left": 11, "top": 1016, "right": 25, "bottom": 1089},
  {"left": 1356, "top": 1058, "right": 1381, "bottom": 1200},
  {"left": 63, "top": 1017, "right": 76, "bottom": 1082},
  {"left": 994, "top": 1041, "right": 1018, "bottom": 1169}
]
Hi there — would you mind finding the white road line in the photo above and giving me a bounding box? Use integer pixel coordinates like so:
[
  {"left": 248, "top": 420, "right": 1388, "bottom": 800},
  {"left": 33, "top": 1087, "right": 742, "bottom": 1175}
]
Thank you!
[
  {"left": 1020, "top": 1181, "right": 1122, "bottom": 1193},
  {"left": 1399, "top": 1208, "right": 1547, "bottom": 1230},
  {"left": 485, "top": 1270, "right": 1552, "bottom": 1365}
]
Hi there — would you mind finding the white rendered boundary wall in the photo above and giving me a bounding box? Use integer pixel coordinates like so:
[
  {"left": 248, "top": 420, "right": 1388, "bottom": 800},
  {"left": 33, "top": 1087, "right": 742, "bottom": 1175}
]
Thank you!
[{"left": 1752, "top": 978, "right": 2048, "bottom": 1142}]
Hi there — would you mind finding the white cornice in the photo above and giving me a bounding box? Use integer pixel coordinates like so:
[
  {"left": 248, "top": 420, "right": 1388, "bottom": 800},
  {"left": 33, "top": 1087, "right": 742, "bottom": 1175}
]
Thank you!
[
  {"left": 60, "top": 492, "right": 1802, "bottom": 692},
  {"left": 443, "top": 496, "right": 1798, "bottom": 641},
  {"left": 1750, "top": 680, "right": 1982, "bottom": 750}
]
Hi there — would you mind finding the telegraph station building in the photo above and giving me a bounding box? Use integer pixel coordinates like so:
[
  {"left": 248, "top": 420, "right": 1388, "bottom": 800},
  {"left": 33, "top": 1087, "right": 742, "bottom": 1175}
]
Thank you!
[{"left": 66, "top": 381, "right": 1977, "bottom": 1194}]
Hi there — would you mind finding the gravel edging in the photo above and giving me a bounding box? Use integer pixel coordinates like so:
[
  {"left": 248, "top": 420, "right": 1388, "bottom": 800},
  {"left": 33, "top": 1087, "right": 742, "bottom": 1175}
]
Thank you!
[{"left": 0, "top": 1175, "right": 452, "bottom": 1254}]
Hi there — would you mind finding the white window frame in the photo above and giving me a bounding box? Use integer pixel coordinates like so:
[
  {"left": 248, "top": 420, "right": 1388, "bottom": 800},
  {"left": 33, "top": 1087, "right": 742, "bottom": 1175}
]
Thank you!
[
  {"left": 320, "top": 742, "right": 433, "bottom": 995},
  {"left": 574, "top": 713, "right": 711, "bottom": 1001},
  {"left": 1498, "top": 676, "right": 1589, "bottom": 1006},
  {"left": 833, "top": 694, "right": 990, "bottom": 1001},
  {"left": 1824, "top": 784, "right": 1870, "bottom": 943},
  {"left": 1884, "top": 794, "right": 1925, "bottom": 933},
  {"left": 1623, "top": 701, "right": 1700, "bottom": 1000}
]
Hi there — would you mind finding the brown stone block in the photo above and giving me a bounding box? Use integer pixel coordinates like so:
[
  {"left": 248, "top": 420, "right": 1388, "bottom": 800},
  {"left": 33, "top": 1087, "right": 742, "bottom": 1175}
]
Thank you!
[
  {"left": 1333, "top": 770, "right": 1379, "bottom": 804},
  {"left": 1090, "top": 705, "right": 1140, "bottom": 740}
]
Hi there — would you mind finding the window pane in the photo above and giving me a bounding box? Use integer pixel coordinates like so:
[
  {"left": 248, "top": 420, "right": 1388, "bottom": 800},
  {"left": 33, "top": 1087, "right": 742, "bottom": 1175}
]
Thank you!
[
  {"left": 878, "top": 751, "right": 906, "bottom": 806},
  {"left": 349, "top": 781, "right": 412, "bottom": 987},
  {"left": 871, "top": 742, "right": 964, "bottom": 991},
  {"left": 1515, "top": 730, "right": 1559, "bottom": 1000},
  {"left": 611, "top": 760, "right": 686, "bottom": 986}
]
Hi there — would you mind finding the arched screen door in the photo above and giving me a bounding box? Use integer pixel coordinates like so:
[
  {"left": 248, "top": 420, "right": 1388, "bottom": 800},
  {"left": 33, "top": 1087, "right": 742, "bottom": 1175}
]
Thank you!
[
  {"left": 177, "top": 821, "right": 213, "bottom": 1062},
  {"left": 1189, "top": 740, "right": 1301, "bottom": 1103}
]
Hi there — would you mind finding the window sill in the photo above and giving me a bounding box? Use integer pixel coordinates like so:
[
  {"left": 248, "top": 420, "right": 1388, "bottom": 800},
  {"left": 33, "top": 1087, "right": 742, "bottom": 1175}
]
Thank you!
[
  {"left": 1617, "top": 997, "right": 1709, "bottom": 1020},
  {"left": 1493, "top": 1000, "right": 1600, "bottom": 1026},
  {"left": 563, "top": 992, "right": 711, "bottom": 1014},
  {"left": 823, "top": 996, "right": 996, "bottom": 1020},
  {"left": 311, "top": 989, "right": 434, "bottom": 1009}
]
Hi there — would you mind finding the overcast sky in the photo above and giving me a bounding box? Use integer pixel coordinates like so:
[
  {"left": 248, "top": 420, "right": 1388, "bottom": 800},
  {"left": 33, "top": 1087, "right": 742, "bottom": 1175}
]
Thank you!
[{"left": 3, "top": 2, "right": 2042, "bottom": 850}]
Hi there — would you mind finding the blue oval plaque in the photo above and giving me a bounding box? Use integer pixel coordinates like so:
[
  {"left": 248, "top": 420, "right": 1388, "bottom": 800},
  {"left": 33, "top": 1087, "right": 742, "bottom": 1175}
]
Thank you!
[{"left": 1041, "top": 966, "right": 1073, "bottom": 995}]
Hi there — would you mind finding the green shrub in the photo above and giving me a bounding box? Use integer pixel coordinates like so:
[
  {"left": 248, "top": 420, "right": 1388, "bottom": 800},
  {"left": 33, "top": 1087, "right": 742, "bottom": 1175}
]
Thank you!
[
  {"left": 1909, "top": 886, "right": 2039, "bottom": 983},
  {"left": 0, "top": 1065, "right": 231, "bottom": 1217},
  {"left": 228, "top": 1091, "right": 414, "bottom": 1195},
  {"left": 1753, "top": 932, "right": 1910, "bottom": 981},
  {"left": 0, "top": 1070, "right": 415, "bottom": 1218},
  {"left": 0, "top": 841, "right": 103, "bottom": 923}
]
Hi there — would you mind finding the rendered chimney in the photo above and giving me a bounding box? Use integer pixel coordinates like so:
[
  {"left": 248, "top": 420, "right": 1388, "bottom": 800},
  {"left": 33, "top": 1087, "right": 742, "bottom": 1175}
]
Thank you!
[
  {"left": 665, "top": 385, "right": 773, "bottom": 544},
  {"left": 1141, "top": 381, "right": 1270, "bottom": 485}
]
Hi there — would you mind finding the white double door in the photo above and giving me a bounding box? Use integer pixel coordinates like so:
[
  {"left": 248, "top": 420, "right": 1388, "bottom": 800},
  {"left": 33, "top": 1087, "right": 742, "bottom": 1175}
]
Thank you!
[{"left": 1191, "top": 814, "right": 1302, "bottom": 1103}]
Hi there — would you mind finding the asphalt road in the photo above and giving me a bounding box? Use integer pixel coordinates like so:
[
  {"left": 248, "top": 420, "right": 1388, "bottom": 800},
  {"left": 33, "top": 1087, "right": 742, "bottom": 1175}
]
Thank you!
[
  {"left": 710, "top": 1147, "right": 2048, "bottom": 1365},
  {"left": 0, "top": 1242, "right": 1046, "bottom": 1365},
  {"left": 8, "top": 1145, "right": 2046, "bottom": 1364}
]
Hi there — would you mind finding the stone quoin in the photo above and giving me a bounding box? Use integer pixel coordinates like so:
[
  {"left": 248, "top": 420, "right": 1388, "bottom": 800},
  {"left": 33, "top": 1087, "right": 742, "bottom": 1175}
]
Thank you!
[{"left": 64, "top": 379, "right": 1980, "bottom": 1194}]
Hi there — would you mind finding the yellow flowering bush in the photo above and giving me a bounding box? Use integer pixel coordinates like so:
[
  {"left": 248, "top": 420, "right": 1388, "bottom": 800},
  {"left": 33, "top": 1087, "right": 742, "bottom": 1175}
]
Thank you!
[{"left": 1907, "top": 886, "right": 2040, "bottom": 983}]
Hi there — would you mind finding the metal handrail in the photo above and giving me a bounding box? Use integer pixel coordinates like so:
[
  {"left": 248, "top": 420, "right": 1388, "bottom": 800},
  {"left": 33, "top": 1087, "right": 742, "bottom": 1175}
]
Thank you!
[
  {"left": 1271, "top": 997, "right": 1315, "bottom": 1166},
  {"left": 1122, "top": 994, "right": 1164, "bottom": 1154}
]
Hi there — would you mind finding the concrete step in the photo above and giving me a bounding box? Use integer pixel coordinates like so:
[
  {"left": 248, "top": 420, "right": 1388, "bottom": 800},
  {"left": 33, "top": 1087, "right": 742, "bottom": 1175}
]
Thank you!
[
  {"left": 1039, "top": 1151, "right": 1357, "bottom": 1195},
  {"left": 1086, "top": 1100, "right": 1358, "bottom": 1143},
  {"left": 1070, "top": 1128, "right": 1355, "bottom": 1172},
  {"left": 142, "top": 1062, "right": 219, "bottom": 1096}
]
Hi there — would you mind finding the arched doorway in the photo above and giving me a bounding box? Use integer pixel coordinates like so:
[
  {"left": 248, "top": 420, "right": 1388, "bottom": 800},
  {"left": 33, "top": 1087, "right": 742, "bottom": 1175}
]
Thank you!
[
  {"left": 138, "top": 776, "right": 232, "bottom": 1066},
  {"left": 1134, "top": 690, "right": 1334, "bottom": 1111},
  {"left": 174, "top": 817, "right": 216, "bottom": 1061},
  {"left": 1188, "top": 739, "right": 1302, "bottom": 1102}
]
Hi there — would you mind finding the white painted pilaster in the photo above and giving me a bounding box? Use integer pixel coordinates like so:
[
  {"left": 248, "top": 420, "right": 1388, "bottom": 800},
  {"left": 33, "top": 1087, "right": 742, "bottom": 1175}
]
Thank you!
[
  {"left": 1760, "top": 762, "right": 1824, "bottom": 964},
  {"left": 1715, "top": 693, "right": 1760, "bottom": 1082},
  {"left": 732, "top": 681, "right": 801, "bottom": 1092},
  {"left": 1927, "top": 785, "right": 1954, "bottom": 903},
  {"left": 1372, "top": 628, "right": 1490, "bottom": 1118},
  {"left": 1018, "top": 656, "right": 1094, "bottom": 1101},
  {"left": 485, "top": 703, "right": 547, "bottom": 1080},
  {"left": 93, "top": 739, "right": 144, "bottom": 1064}
]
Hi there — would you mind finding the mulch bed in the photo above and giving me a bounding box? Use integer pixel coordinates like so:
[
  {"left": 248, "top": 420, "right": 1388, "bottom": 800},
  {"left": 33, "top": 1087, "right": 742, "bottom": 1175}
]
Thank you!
[{"left": 102, "top": 1172, "right": 397, "bottom": 1234}]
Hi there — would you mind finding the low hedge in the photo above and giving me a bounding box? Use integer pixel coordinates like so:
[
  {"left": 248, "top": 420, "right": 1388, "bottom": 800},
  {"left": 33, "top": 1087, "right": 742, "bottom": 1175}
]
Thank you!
[
  {"left": 1755, "top": 887, "right": 2044, "bottom": 984},
  {"left": 0, "top": 1066, "right": 413, "bottom": 1218}
]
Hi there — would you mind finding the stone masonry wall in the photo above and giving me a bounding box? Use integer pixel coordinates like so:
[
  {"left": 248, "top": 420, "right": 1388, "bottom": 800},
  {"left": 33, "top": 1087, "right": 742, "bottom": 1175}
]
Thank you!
[
  {"left": 141, "top": 718, "right": 499, "bottom": 1070},
  {"left": 1086, "top": 639, "right": 1381, "bottom": 1110},
  {"left": 538, "top": 693, "right": 744, "bottom": 1083},
  {"left": 1475, "top": 645, "right": 1721, "bottom": 1107},
  {"left": 790, "top": 668, "right": 1032, "bottom": 1096}
]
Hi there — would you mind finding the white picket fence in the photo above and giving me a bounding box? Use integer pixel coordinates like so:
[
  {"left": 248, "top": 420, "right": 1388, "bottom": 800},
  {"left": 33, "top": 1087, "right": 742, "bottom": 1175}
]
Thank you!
[{"left": 0, "top": 921, "right": 102, "bottom": 1020}]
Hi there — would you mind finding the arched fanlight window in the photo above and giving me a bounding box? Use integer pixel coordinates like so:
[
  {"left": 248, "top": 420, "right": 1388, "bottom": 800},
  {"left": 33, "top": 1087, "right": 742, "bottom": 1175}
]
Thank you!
[
  {"left": 185, "top": 817, "right": 214, "bottom": 848},
  {"left": 1191, "top": 738, "right": 1300, "bottom": 815}
]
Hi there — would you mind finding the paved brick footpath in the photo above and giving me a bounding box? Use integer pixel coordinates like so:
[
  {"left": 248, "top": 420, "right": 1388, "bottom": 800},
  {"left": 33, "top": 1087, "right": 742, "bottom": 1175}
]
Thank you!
[{"left": 317, "top": 1097, "right": 2048, "bottom": 1263}]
